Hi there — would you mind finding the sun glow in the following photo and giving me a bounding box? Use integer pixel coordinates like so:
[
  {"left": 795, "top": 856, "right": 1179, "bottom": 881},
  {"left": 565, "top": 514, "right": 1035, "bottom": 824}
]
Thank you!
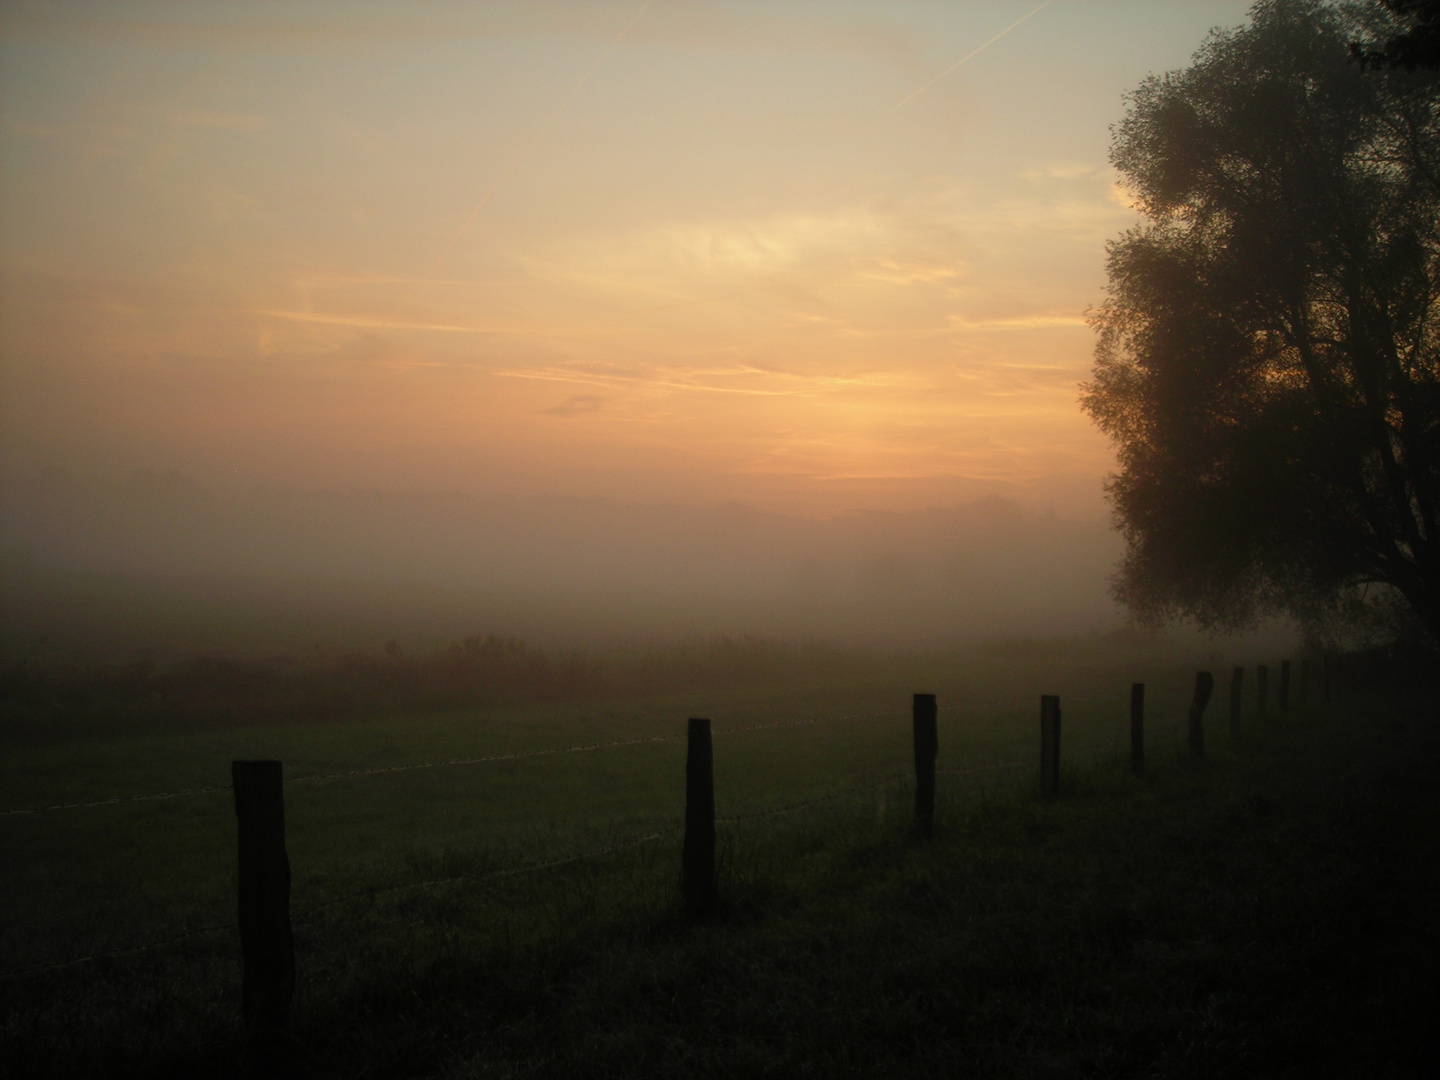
[{"left": 0, "top": 1, "right": 1253, "bottom": 517}]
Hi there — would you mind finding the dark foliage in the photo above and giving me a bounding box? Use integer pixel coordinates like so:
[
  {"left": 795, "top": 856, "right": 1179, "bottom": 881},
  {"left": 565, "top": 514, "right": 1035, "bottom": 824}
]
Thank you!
[
  {"left": 1351, "top": 0, "right": 1440, "bottom": 69},
  {"left": 1082, "top": 0, "right": 1440, "bottom": 639}
]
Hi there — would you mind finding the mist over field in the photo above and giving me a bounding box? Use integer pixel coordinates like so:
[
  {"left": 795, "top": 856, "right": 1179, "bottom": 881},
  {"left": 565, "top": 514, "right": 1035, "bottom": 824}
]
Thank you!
[{"left": 1, "top": 470, "right": 1121, "bottom": 659}]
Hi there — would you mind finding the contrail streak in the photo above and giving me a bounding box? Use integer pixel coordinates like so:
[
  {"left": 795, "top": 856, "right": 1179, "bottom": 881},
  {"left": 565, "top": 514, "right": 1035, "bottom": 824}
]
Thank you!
[
  {"left": 894, "top": 0, "right": 1054, "bottom": 109},
  {"left": 397, "top": 0, "right": 654, "bottom": 313}
]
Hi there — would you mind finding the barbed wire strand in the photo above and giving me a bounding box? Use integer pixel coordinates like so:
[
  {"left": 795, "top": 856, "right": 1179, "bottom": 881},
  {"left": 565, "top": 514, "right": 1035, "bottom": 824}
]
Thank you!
[
  {"left": 1, "top": 697, "right": 1143, "bottom": 817},
  {"left": 0, "top": 693, "right": 1149, "bottom": 816},
  {"left": 0, "top": 784, "right": 233, "bottom": 817},
  {"left": 0, "top": 920, "right": 238, "bottom": 981},
  {"left": 286, "top": 707, "right": 897, "bottom": 786},
  {"left": 0, "top": 708, "right": 898, "bottom": 816},
  {"left": 0, "top": 740, "right": 1139, "bottom": 981}
]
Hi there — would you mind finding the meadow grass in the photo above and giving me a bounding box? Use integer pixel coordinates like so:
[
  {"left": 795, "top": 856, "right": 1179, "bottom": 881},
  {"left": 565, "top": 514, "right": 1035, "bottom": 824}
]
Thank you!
[{"left": 6, "top": 641, "right": 1431, "bottom": 1076}]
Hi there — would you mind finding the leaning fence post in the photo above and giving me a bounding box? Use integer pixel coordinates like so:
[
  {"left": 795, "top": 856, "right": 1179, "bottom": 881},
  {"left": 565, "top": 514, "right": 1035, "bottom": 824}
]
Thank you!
[
  {"left": 1130, "top": 683, "right": 1144, "bottom": 775},
  {"left": 1279, "top": 660, "right": 1291, "bottom": 713},
  {"left": 232, "top": 760, "right": 294, "bottom": 1042},
  {"left": 1188, "top": 672, "right": 1214, "bottom": 758},
  {"left": 682, "top": 717, "right": 716, "bottom": 920},
  {"left": 912, "top": 693, "right": 938, "bottom": 836},
  {"left": 1040, "top": 695, "right": 1061, "bottom": 798},
  {"left": 1257, "top": 664, "right": 1269, "bottom": 717}
]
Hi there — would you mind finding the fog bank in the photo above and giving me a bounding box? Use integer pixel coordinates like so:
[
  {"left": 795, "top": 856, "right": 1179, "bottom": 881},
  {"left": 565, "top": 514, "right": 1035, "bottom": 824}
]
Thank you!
[{"left": 1, "top": 470, "right": 1124, "bottom": 658}]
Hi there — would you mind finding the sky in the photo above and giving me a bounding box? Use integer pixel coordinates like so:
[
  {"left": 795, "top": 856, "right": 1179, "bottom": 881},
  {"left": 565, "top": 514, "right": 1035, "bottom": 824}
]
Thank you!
[{"left": 0, "top": 0, "right": 1254, "bottom": 519}]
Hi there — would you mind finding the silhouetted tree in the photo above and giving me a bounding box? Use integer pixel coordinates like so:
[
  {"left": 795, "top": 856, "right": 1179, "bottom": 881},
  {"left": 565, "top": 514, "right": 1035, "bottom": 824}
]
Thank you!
[
  {"left": 1082, "top": 0, "right": 1440, "bottom": 639},
  {"left": 1351, "top": 0, "right": 1440, "bottom": 70}
]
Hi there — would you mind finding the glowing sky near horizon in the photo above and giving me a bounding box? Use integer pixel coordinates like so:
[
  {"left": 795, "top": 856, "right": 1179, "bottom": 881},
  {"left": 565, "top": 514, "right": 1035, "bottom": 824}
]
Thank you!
[{"left": 0, "top": 1, "right": 1251, "bottom": 517}]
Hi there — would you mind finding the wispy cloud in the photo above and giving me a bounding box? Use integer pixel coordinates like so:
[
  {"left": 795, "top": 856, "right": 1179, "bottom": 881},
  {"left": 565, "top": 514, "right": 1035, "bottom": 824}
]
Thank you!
[
  {"left": 541, "top": 394, "right": 604, "bottom": 418},
  {"left": 860, "top": 257, "right": 963, "bottom": 286},
  {"left": 171, "top": 110, "right": 267, "bottom": 131},
  {"left": 257, "top": 310, "right": 523, "bottom": 334},
  {"left": 948, "top": 312, "right": 1088, "bottom": 331},
  {"left": 1019, "top": 162, "right": 1103, "bottom": 182},
  {"left": 495, "top": 359, "right": 931, "bottom": 400}
]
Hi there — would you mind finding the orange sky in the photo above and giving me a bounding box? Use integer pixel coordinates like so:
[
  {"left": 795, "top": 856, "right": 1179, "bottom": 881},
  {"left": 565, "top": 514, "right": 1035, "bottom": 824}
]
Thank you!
[{"left": 0, "top": 1, "right": 1250, "bottom": 517}]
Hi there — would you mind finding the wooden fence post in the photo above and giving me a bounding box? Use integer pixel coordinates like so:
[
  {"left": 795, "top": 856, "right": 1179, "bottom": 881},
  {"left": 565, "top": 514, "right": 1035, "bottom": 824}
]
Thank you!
[
  {"left": 682, "top": 717, "right": 716, "bottom": 920},
  {"left": 1188, "top": 672, "right": 1214, "bottom": 758},
  {"left": 1257, "top": 664, "right": 1269, "bottom": 717},
  {"left": 1279, "top": 660, "right": 1291, "bottom": 713},
  {"left": 1229, "top": 666, "right": 1244, "bottom": 742},
  {"left": 232, "top": 760, "right": 294, "bottom": 1043},
  {"left": 1040, "top": 695, "right": 1061, "bottom": 798},
  {"left": 1130, "top": 683, "right": 1144, "bottom": 775},
  {"left": 912, "top": 694, "right": 938, "bottom": 836},
  {"left": 1299, "top": 659, "right": 1310, "bottom": 709}
]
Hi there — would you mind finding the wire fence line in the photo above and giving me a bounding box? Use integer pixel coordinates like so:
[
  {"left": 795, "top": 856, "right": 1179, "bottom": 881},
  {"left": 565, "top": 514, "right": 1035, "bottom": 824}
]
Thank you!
[
  {"left": 0, "top": 747, "right": 1068, "bottom": 981},
  {"left": 0, "top": 769, "right": 875, "bottom": 981},
  {"left": 0, "top": 919, "right": 240, "bottom": 981},
  {"left": 0, "top": 728, "right": 1157, "bottom": 979},
  {"left": 0, "top": 694, "right": 1140, "bottom": 816},
  {"left": 284, "top": 707, "right": 899, "bottom": 787},
  {"left": 307, "top": 751, "right": 1086, "bottom": 917},
  {"left": 717, "top": 758, "right": 1046, "bottom": 824},
  {"left": 0, "top": 708, "right": 901, "bottom": 817},
  {"left": 0, "top": 668, "right": 1330, "bottom": 984},
  {"left": 0, "top": 784, "right": 232, "bottom": 818}
]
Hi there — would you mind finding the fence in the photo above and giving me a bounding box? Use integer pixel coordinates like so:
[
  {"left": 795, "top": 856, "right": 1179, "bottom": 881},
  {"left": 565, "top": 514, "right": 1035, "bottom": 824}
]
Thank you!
[{"left": 2, "top": 648, "right": 1390, "bottom": 1042}]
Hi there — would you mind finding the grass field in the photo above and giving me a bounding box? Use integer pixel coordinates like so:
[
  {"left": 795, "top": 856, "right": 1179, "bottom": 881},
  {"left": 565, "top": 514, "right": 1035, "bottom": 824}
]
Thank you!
[{"left": 4, "top": 637, "right": 1435, "bottom": 1077}]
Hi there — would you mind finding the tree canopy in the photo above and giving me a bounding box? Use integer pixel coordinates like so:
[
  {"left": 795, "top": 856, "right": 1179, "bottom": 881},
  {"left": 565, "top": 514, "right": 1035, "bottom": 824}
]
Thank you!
[
  {"left": 1082, "top": 0, "right": 1440, "bottom": 640},
  {"left": 1351, "top": 0, "right": 1440, "bottom": 70}
]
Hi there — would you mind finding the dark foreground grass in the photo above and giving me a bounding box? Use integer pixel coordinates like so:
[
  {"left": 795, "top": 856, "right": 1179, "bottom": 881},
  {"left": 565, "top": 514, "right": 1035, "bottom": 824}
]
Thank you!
[{"left": 6, "top": 694, "right": 1439, "bottom": 1078}]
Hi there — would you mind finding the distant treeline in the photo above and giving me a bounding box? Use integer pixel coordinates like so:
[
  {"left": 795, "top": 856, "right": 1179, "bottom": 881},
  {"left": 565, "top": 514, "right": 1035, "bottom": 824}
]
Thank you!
[{"left": 0, "top": 634, "right": 850, "bottom": 739}]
